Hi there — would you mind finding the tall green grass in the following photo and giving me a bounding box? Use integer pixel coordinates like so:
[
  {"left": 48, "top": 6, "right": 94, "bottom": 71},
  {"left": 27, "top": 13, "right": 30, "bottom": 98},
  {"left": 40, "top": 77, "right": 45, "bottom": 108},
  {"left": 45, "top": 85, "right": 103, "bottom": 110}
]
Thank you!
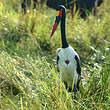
[{"left": 0, "top": 0, "right": 110, "bottom": 109}]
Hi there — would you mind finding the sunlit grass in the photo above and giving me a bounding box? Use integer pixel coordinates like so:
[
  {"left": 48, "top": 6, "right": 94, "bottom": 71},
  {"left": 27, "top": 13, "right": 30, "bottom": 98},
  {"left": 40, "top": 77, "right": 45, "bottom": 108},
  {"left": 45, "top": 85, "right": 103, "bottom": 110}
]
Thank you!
[{"left": 0, "top": 0, "right": 110, "bottom": 109}]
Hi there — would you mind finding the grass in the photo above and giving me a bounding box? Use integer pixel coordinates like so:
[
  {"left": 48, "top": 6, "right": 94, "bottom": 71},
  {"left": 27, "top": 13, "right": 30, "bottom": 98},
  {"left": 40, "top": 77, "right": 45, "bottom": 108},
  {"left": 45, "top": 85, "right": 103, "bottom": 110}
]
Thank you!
[{"left": 0, "top": 0, "right": 110, "bottom": 109}]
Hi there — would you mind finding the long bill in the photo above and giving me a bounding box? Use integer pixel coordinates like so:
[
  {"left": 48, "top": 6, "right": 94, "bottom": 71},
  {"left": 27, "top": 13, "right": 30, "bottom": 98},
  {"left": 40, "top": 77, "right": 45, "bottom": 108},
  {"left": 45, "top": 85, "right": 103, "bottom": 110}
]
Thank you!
[{"left": 50, "top": 11, "right": 62, "bottom": 37}]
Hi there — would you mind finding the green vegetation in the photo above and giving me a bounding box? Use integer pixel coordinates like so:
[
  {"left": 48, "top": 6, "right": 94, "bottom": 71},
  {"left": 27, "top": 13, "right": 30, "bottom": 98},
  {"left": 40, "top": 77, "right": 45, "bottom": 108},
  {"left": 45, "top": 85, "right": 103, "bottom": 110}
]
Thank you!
[{"left": 0, "top": 0, "right": 110, "bottom": 109}]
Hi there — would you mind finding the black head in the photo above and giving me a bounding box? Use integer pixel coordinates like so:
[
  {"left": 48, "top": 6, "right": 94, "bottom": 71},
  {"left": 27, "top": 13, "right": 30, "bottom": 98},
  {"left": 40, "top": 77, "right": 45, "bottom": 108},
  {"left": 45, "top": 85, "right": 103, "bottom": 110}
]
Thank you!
[
  {"left": 56, "top": 5, "right": 66, "bottom": 12},
  {"left": 50, "top": 5, "right": 66, "bottom": 37}
]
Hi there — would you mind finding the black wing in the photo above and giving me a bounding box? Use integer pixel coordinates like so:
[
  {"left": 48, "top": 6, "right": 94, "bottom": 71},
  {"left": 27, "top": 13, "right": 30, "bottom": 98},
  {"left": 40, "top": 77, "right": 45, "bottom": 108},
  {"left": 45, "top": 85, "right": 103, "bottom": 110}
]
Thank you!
[
  {"left": 75, "top": 55, "right": 81, "bottom": 76},
  {"left": 57, "top": 55, "right": 60, "bottom": 72},
  {"left": 75, "top": 55, "right": 81, "bottom": 91}
]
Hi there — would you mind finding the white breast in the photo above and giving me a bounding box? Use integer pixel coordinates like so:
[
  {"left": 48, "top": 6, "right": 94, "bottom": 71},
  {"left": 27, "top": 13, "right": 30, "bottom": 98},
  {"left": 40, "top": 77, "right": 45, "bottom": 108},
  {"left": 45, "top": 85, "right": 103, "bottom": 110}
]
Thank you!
[{"left": 58, "top": 46, "right": 79, "bottom": 87}]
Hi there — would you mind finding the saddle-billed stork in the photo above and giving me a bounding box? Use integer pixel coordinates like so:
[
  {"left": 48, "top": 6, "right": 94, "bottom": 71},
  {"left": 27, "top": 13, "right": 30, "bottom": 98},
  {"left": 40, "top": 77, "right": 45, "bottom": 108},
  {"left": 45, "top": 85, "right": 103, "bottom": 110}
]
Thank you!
[{"left": 50, "top": 5, "right": 81, "bottom": 93}]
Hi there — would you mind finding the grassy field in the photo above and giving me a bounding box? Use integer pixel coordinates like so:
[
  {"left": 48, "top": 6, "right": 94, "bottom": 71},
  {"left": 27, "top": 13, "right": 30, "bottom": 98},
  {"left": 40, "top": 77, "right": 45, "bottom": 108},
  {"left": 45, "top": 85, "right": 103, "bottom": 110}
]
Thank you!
[{"left": 0, "top": 0, "right": 110, "bottom": 109}]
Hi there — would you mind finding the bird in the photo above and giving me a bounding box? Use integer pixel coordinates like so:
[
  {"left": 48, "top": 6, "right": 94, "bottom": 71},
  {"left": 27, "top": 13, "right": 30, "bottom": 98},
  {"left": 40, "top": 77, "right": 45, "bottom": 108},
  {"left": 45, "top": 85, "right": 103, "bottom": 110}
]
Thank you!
[{"left": 50, "top": 5, "right": 81, "bottom": 93}]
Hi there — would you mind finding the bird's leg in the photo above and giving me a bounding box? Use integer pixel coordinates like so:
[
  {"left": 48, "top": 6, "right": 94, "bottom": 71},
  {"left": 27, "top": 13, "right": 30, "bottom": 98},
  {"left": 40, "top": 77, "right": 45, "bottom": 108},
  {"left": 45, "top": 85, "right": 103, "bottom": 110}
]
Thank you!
[
  {"left": 73, "top": 84, "right": 77, "bottom": 100},
  {"left": 76, "top": 78, "right": 81, "bottom": 91},
  {"left": 21, "top": 0, "right": 27, "bottom": 14},
  {"left": 73, "top": 84, "right": 78, "bottom": 94},
  {"left": 68, "top": 88, "right": 72, "bottom": 92},
  {"left": 64, "top": 81, "right": 68, "bottom": 90},
  {"left": 33, "top": 0, "right": 37, "bottom": 9},
  {"left": 64, "top": 82, "right": 74, "bottom": 92}
]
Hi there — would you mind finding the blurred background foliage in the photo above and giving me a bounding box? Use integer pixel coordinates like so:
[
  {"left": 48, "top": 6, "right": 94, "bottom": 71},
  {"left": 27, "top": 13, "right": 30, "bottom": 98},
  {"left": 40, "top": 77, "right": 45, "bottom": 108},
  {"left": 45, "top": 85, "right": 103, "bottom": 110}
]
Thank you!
[{"left": 0, "top": 0, "right": 110, "bottom": 109}]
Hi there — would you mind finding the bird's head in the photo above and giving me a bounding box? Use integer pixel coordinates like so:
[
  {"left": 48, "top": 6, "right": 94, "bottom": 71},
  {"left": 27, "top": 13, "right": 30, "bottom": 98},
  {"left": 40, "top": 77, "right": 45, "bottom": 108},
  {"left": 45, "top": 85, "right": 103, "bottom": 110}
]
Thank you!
[{"left": 50, "top": 5, "right": 66, "bottom": 37}]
